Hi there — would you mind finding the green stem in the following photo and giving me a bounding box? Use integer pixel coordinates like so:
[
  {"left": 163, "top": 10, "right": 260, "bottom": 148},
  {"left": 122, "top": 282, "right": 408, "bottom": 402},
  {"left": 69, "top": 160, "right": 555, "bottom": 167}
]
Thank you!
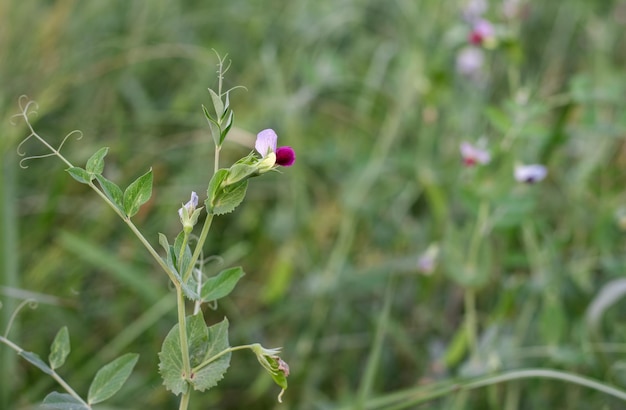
[
  {"left": 183, "top": 213, "right": 214, "bottom": 282},
  {"left": 192, "top": 344, "right": 254, "bottom": 373},
  {"left": 0, "top": 335, "right": 90, "bottom": 408},
  {"left": 176, "top": 287, "right": 191, "bottom": 392},
  {"left": 179, "top": 391, "right": 191, "bottom": 410}
]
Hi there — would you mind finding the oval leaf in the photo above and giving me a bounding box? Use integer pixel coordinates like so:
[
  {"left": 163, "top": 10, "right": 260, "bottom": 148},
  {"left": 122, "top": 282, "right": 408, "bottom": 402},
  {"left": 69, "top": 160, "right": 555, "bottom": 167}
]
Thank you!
[
  {"left": 42, "top": 392, "right": 89, "bottom": 410},
  {"left": 87, "top": 353, "right": 139, "bottom": 405},
  {"left": 66, "top": 167, "right": 91, "bottom": 184},
  {"left": 95, "top": 174, "right": 124, "bottom": 212},
  {"left": 49, "top": 326, "right": 71, "bottom": 370},
  {"left": 201, "top": 267, "right": 245, "bottom": 302},
  {"left": 123, "top": 169, "right": 153, "bottom": 218},
  {"left": 20, "top": 350, "right": 53, "bottom": 375},
  {"left": 86, "top": 147, "right": 109, "bottom": 175}
]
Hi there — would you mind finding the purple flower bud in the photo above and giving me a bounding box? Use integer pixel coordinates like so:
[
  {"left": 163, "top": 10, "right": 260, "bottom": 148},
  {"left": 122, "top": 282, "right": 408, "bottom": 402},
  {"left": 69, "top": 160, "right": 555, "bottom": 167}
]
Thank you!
[
  {"left": 276, "top": 146, "right": 296, "bottom": 167},
  {"left": 178, "top": 191, "right": 199, "bottom": 218},
  {"left": 469, "top": 19, "right": 495, "bottom": 45}
]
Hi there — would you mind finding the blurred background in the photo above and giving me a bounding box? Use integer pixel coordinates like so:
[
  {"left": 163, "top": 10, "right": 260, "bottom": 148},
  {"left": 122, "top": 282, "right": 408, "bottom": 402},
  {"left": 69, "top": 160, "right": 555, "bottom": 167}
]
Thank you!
[{"left": 1, "top": 1, "right": 626, "bottom": 409}]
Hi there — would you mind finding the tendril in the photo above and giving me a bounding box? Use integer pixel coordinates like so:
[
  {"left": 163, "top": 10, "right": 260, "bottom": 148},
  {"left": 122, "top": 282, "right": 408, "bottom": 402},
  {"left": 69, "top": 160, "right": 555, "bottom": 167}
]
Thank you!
[
  {"left": 3, "top": 298, "right": 38, "bottom": 338},
  {"left": 11, "top": 96, "right": 79, "bottom": 169}
]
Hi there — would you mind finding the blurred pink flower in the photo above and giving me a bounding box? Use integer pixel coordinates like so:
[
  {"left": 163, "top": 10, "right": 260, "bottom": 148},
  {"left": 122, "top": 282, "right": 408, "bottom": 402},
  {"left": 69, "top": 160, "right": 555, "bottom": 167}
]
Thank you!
[
  {"left": 462, "top": 0, "right": 488, "bottom": 22},
  {"left": 460, "top": 141, "right": 491, "bottom": 166},
  {"left": 514, "top": 164, "right": 547, "bottom": 183},
  {"left": 469, "top": 19, "right": 496, "bottom": 45},
  {"left": 456, "top": 46, "right": 484, "bottom": 77}
]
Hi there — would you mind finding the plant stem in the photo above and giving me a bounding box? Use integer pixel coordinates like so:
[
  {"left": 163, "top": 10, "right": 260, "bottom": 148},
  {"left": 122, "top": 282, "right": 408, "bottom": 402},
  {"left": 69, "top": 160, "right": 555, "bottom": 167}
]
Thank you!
[
  {"left": 192, "top": 344, "right": 254, "bottom": 373},
  {"left": 0, "top": 335, "right": 90, "bottom": 408},
  {"left": 183, "top": 212, "right": 214, "bottom": 282},
  {"left": 175, "top": 286, "right": 192, "bottom": 409}
]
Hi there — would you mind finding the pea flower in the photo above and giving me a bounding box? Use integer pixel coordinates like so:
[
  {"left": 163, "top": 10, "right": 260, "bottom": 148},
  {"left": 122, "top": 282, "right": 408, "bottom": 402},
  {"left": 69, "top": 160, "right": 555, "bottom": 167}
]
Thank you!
[
  {"left": 178, "top": 191, "right": 202, "bottom": 231},
  {"left": 514, "top": 164, "right": 547, "bottom": 183},
  {"left": 255, "top": 129, "right": 296, "bottom": 167},
  {"left": 468, "top": 19, "right": 496, "bottom": 46},
  {"left": 456, "top": 46, "right": 484, "bottom": 78},
  {"left": 460, "top": 141, "right": 491, "bottom": 166}
]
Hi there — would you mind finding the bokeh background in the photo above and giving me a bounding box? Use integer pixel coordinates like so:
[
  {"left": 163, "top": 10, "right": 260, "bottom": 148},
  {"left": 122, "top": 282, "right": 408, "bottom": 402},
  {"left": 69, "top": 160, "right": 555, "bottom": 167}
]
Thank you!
[{"left": 2, "top": 1, "right": 626, "bottom": 409}]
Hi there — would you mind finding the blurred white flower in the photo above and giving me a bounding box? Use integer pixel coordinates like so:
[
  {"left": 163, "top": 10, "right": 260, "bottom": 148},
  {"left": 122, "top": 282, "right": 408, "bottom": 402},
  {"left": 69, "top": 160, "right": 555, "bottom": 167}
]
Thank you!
[
  {"left": 418, "top": 243, "right": 440, "bottom": 275},
  {"left": 456, "top": 46, "right": 484, "bottom": 77},
  {"left": 462, "top": 0, "right": 488, "bottom": 22},
  {"left": 514, "top": 164, "right": 547, "bottom": 183}
]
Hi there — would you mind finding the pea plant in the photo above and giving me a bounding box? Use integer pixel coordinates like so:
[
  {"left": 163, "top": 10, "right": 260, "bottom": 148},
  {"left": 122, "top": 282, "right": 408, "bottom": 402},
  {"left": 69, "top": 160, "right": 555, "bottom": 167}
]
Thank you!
[{"left": 2, "top": 55, "right": 292, "bottom": 409}]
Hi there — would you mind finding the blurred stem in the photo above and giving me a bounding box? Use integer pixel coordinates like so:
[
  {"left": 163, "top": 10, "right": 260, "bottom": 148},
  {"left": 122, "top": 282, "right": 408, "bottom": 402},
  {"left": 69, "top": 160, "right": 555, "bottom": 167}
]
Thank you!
[
  {"left": 355, "top": 276, "right": 395, "bottom": 409},
  {"left": 464, "top": 289, "right": 478, "bottom": 359},
  {"left": 346, "top": 368, "right": 626, "bottom": 410},
  {"left": 464, "top": 201, "right": 489, "bottom": 358},
  {"left": 0, "top": 153, "right": 18, "bottom": 408}
]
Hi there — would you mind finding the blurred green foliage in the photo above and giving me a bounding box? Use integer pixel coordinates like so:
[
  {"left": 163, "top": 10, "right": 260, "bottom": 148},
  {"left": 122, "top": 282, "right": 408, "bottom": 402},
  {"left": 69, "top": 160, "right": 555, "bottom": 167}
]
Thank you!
[{"left": 1, "top": 0, "right": 626, "bottom": 409}]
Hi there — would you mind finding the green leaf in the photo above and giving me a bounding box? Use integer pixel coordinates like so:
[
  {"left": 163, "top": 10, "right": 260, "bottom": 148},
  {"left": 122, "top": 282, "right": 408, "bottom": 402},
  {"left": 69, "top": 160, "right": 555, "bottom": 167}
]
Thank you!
[
  {"left": 42, "top": 392, "right": 89, "bottom": 410},
  {"left": 158, "top": 313, "right": 210, "bottom": 395},
  {"left": 208, "top": 88, "right": 224, "bottom": 120},
  {"left": 202, "top": 104, "right": 221, "bottom": 146},
  {"left": 191, "top": 318, "right": 231, "bottom": 392},
  {"left": 158, "top": 233, "right": 170, "bottom": 254},
  {"left": 220, "top": 110, "right": 234, "bottom": 145},
  {"left": 66, "top": 167, "right": 91, "bottom": 184},
  {"left": 49, "top": 326, "right": 70, "bottom": 370},
  {"left": 20, "top": 351, "right": 53, "bottom": 375},
  {"left": 207, "top": 169, "right": 229, "bottom": 207},
  {"left": 201, "top": 267, "right": 245, "bottom": 302},
  {"left": 225, "top": 163, "right": 257, "bottom": 186},
  {"left": 87, "top": 353, "right": 139, "bottom": 405},
  {"left": 216, "top": 180, "right": 248, "bottom": 215},
  {"left": 123, "top": 168, "right": 153, "bottom": 218},
  {"left": 94, "top": 174, "right": 124, "bottom": 212},
  {"left": 86, "top": 147, "right": 109, "bottom": 175}
]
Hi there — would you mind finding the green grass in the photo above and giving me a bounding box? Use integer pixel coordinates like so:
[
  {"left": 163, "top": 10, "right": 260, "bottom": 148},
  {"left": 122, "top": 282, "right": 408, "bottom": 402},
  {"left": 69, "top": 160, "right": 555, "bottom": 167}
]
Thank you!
[{"left": 2, "top": 1, "right": 626, "bottom": 409}]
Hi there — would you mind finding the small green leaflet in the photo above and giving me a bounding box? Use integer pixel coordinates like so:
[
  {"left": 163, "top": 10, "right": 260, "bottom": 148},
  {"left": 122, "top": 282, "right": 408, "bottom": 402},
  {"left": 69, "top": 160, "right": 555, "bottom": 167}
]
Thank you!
[
  {"left": 87, "top": 353, "right": 139, "bottom": 405},
  {"left": 200, "top": 266, "right": 245, "bottom": 302},
  {"left": 85, "top": 147, "right": 108, "bottom": 175},
  {"left": 42, "top": 392, "right": 89, "bottom": 410},
  {"left": 49, "top": 326, "right": 70, "bottom": 370},
  {"left": 95, "top": 174, "right": 124, "bottom": 212},
  {"left": 123, "top": 168, "right": 153, "bottom": 218},
  {"left": 66, "top": 167, "right": 91, "bottom": 184},
  {"left": 19, "top": 350, "right": 53, "bottom": 375}
]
